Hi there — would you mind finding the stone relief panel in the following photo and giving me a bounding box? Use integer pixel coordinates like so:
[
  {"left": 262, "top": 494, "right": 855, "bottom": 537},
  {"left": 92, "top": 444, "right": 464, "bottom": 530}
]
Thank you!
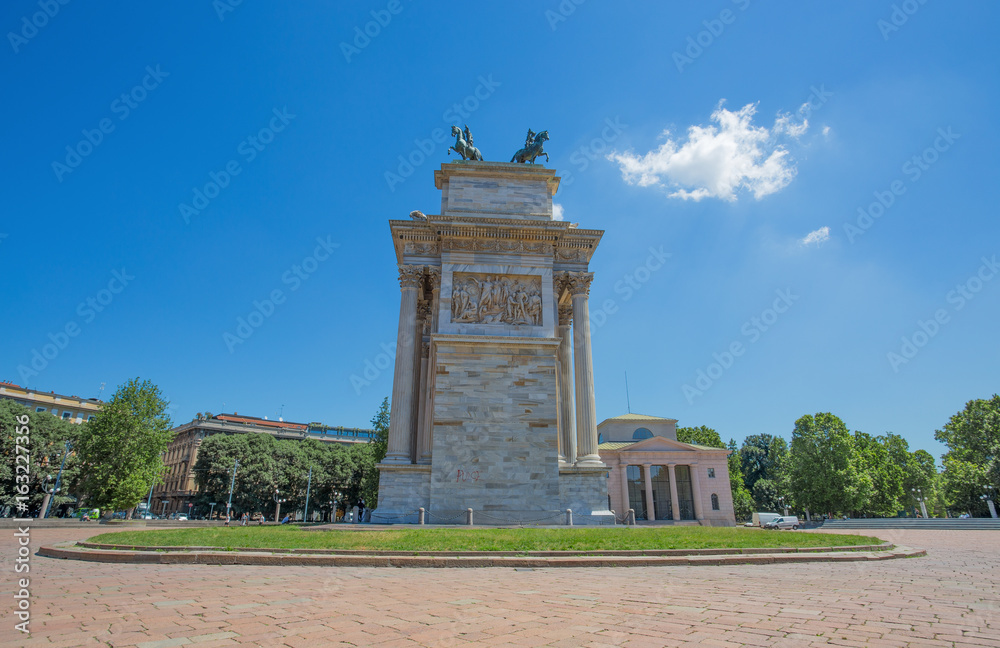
[{"left": 450, "top": 272, "right": 543, "bottom": 326}]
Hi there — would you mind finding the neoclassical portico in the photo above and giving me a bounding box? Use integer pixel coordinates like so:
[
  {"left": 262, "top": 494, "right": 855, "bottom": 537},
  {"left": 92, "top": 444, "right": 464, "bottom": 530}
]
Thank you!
[
  {"left": 597, "top": 414, "right": 735, "bottom": 526},
  {"left": 375, "top": 161, "right": 612, "bottom": 524}
]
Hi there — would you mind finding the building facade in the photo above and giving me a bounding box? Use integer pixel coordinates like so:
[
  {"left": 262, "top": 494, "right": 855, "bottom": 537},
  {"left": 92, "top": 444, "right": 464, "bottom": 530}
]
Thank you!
[
  {"left": 598, "top": 414, "right": 736, "bottom": 526},
  {"left": 153, "top": 413, "right": 375, "bottom": 517},
  {"left": 0, "top": 382, "right": 102, "bottom": 423}
]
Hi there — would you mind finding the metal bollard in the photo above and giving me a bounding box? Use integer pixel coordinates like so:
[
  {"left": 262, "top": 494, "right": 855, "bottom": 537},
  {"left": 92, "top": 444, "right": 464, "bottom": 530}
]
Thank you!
[
  {"left": 628, "top": 508, "right": 636, "bottom": 526},
  {"left": 418, "top": 507, "right": 425, "bottom": 525},
  {"left": 466, "top": 508, "right": 474, "bottom": 526},
  {"left": 566, "top": 508, "right": 573, "bottom": 526}
]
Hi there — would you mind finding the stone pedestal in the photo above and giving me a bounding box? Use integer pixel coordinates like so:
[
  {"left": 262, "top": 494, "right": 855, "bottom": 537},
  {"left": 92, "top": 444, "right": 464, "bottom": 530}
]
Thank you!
[{"left": 375, "top": 161, "right": 609, "bottom": 525}]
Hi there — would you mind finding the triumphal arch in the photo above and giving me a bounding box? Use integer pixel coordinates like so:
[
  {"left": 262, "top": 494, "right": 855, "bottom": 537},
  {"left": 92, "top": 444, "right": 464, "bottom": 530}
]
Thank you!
[{"left": 375, "top": 159, "right": 613, "bottom": 525}]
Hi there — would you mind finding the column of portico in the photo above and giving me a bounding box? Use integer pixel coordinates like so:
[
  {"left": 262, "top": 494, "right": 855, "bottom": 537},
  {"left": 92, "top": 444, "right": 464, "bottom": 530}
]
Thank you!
[
  {"left": 567, "top": 272, "right": 603, "bottom": 466},
  {"left": 383, "top": 264, "right": 424, "bottom": 464},
  {"left": 667, "top": 463, "right": 681, "bottom": 521},
  {"left": 411, "top": 300, "right": 429, "bottom": 461},
  {"left": 418, "top": 268, "right": 441, "bottom": 465},
  {"left": 619, "top": 463, "right": 630, "bottom": 516},
  {"left": 690, "top": 464, "right": 704, "bottom": 520},
  {"left": 557, "top": 300, "right": 576, "bottom": 464},
  {"left": 643, "top": 464, "right": 656, "bottom": 521}
]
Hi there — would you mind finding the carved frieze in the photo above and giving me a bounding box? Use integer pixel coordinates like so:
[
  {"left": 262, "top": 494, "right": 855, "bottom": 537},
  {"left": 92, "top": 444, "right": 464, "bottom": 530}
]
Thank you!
[
  {"left": 442, "top": 239, "right": 551, "bottom": 254},
  {"left": 403, "top": 241, "right": 439, "bottom": 255},
  {"left": 451, "top": 273, "right": 543, "bottom": 326}
]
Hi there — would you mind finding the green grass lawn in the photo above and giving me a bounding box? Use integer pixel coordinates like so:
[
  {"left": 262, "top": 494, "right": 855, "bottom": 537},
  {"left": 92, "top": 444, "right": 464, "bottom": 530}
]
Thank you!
[{"left": 87, "top": 526, "right": 882, "bottom": 552}]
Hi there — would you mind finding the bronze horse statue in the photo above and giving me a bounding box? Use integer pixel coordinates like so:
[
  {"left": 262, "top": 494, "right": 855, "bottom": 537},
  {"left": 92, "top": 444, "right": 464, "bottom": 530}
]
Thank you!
[
  {"left": 448, "top": 125, "right": 483, "bottom": 161},
  {"left": 511, "top": 130, "right": 549, "bottom": 164}
]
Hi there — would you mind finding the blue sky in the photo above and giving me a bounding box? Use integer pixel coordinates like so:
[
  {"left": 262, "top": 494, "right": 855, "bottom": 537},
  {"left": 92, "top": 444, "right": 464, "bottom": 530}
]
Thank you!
[{"left": 3, "top": 2, "right": 997, "bottom": 460}]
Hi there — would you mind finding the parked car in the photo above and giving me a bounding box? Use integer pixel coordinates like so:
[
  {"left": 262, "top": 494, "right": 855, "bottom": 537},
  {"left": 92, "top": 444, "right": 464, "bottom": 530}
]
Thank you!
[
  {"left": 763, "top": 516, "right": 801, "bottom": 530},
  {"left": 751, "top": 512, "right": 782, "bottom": 528}
]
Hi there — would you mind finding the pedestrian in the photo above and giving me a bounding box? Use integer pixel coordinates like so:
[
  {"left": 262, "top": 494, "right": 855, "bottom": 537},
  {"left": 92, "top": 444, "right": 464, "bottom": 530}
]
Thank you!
[
  {"left": 281, "top": 514, "right": 290, "bottom": 524},
  {"left": 224, "top": 513, "right": 230, "bottom": 526},
  {"left": 241, "top": 512, "right": 248, "bottom": 526}
]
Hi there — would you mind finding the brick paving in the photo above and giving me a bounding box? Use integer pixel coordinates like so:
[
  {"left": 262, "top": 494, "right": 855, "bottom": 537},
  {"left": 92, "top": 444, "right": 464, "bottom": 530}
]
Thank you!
[{"left": 1, "top": 526, "right": 998, "bottom": 647}]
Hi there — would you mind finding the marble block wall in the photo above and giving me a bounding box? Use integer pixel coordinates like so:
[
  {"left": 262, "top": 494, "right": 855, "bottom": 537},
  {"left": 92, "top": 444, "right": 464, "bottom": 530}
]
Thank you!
[{"left": 428, "top": 335, "right": 563, "bottom": 523}]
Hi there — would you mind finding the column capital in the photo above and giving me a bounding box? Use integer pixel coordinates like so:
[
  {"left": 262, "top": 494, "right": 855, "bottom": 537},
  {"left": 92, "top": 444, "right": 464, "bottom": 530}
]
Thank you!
[
  {"left": 566, "top": 272, "right": 594, "bottom": 297},
  {"left": 398, "top": 264, "right": 424, "bottom": 290}
]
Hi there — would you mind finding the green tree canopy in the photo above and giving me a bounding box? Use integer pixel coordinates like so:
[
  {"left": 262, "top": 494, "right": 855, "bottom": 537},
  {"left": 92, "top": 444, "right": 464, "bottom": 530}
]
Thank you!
[
  {"left": 935, "top": 395, "right": 1000, "bottom": 487},
  {"left": 788, "top": 413, "right": 871, "bottom": 516},
  {"left": 738, "top": 434, "right": 788, "bottom": 495},
  {"left": 76, "top": 378, "right": 173, "bottom": 513},
  {"left": 676, "top": 425, "right": 725, "bottom": 448},
  {"left": 0, "top": 400, "right": 84, "bottom": 516}
]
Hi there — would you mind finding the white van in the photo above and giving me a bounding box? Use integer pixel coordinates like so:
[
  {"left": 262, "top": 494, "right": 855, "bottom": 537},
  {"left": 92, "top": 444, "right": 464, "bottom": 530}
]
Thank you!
[
  {"left": 751, "top": 512, "right": 782, "bottom": 527},
  {"left": 763, "top": 516, "right": 801, "bottom": 530}
]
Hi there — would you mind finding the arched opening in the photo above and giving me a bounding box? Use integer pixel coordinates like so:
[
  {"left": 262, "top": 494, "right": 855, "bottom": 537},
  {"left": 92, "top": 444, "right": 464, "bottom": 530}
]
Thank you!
[
  {"left": 711, "top": 493, "right": 720, "bottom": 511},
  {"left": 633, "top": 427, "right": 653, "bottom": 440}
]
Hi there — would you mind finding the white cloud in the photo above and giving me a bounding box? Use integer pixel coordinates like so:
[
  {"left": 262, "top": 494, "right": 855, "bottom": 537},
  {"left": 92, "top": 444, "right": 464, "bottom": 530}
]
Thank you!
[
  {"left": 608, "top": 101, "right": 807, "bottom": 202},
  {"left": 800, "top": 226, "right": 830, "bottom": 246},
  {"left": 552, "top": 203, "right": 564, "bottom": 221}
]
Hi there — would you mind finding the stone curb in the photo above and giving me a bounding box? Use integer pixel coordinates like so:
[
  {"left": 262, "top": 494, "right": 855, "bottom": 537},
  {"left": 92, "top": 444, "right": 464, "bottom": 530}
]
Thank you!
[
  {"left": 39, "top": 543, "right": 926, "bottom": 568},
  {"left": 74, "top": 541, "right": 893, "bottom": 557}
]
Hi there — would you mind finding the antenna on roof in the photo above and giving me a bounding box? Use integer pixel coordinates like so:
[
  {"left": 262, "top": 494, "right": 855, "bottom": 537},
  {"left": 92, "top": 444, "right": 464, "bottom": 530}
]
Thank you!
[
  {"left": 97, "top": 382, "right": 106, "bottom": 400},
  {"left": 625, "top": 371, "right": 631, "bottom": 414}
]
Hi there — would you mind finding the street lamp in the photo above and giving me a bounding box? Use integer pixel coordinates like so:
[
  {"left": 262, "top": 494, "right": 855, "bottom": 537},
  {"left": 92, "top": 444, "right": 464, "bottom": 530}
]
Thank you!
[
  {"left": 981, "top": 485, "right": 997, "bottom": 519},
  {"left": 777, "top": 496, "right": 788, "bottom": 516},
  {"left": 911, "top": 488, "right": 928, "bottom": 518},
  {"left": 273, "top": 488, "right": 287, "bottom": 522}
]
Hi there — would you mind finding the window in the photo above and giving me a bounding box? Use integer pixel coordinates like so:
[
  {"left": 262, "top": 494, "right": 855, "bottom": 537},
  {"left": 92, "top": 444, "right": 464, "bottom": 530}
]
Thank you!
[
  {"left": 711, "top": 493, "right": 720, "bottom": 511},
  {"left": 632, "top": 427, "right": 653, "bottom": 440},
  {"left": 707, "top": 467, "right": 716, "bottom": 478},
  {"left": 36, "top": 407, "right": 46, "bottom": 413},
  {"left": 598, "top": 432, "right": 605, "bottom": 444},
  {"left": 62, "top": 411, "right": 73, "bottom": 420},
  {"left": 88, "top": 415, "right": 96, "bottom": 422}
]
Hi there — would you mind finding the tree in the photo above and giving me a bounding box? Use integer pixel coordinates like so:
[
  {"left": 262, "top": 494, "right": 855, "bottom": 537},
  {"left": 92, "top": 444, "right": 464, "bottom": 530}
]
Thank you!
[
  {"left": 727, "top": 439, "right": 754, "bottom": 521},
  {"left": 0, "top": 400, "right": 84, "bottom": 516},
  {"left": 359, "top": 397, "right": 389, "bottom": 510},
  {"left": 676, "top": 425, "right": 725, "bottom": 448},
  {"left": 935, "top": 395, "right": 1000, "bottom": 489},
  {"left": 739, "top": 434, "right": 788, "bottom": 495},
  {"left": 852, "top": 431, "right": 905, "bottom": 517},
  {"left": 76, "top": 378, "right": 173, "bottom": 514},
  {"left": 787, "top": 413, "right": 871, "bottom": 516},
  {"left": 940, "top": 457, "right": 990, "bottom": 517}
]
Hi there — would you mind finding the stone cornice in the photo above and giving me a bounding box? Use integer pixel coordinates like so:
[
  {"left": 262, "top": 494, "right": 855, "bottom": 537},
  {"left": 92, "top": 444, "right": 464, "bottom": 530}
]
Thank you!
[
  {"left": 389, "top": 217, "right": 603, "bottom": 265},
  {"left": 431, "top": 334, "right": 561, "bottom": 348},
  {"left": 434, "top": 161, "right": 560, "bottom": 195}
]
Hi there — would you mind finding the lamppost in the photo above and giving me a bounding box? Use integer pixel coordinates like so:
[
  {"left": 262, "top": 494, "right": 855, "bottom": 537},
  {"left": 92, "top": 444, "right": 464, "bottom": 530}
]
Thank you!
[
  {"left": 777, "top": 496, "right": 788, "bottom": 516},
  {"left": 327, "top": 500, "right": 334, "bottom": 523},
  {"left": 981, "top": 485, "right": 997, "bottom": 519},
  {"left": 209, "top": 502, "right": 217, "bottom": 520},
  {"left": 273, "top": 488, "right": 287, "bottom": 522},
  {"left": 40, "top": 441, "right": 72, "bottom": 519},
  {"left": 910, "top": 487, "right": 928, "bottom": 518}
]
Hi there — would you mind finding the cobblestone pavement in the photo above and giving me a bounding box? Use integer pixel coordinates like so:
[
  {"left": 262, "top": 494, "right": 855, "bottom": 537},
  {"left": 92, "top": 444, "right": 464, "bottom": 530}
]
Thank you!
[{"left": 2, "top": 526, "right": 998, "bottom": 647}]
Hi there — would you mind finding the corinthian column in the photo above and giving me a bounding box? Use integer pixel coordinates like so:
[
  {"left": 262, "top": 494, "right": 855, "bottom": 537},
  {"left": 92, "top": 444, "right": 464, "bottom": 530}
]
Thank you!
[
  {"left": 557, "top": 300, "right": 576, "bottom": 464},
  {"left": 568, "top": 272, "right": 604, "bottom": 467},
  {"left": 383, "top": 265, "right": 423, "bottom": 464}
]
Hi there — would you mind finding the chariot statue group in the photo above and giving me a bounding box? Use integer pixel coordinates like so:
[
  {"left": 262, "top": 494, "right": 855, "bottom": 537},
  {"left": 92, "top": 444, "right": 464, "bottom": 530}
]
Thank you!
[{"left": 448, "top": 125, "right": 549, "bottom": 165}]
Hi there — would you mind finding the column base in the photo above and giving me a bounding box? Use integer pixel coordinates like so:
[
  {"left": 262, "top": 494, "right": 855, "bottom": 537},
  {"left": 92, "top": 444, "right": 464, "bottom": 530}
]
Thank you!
[
  {"left": 574, "top": 455, "right": 605, "bottom": 467},
  {"left": 380, "top": 454, "right": 412, "bottom": 465}
]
